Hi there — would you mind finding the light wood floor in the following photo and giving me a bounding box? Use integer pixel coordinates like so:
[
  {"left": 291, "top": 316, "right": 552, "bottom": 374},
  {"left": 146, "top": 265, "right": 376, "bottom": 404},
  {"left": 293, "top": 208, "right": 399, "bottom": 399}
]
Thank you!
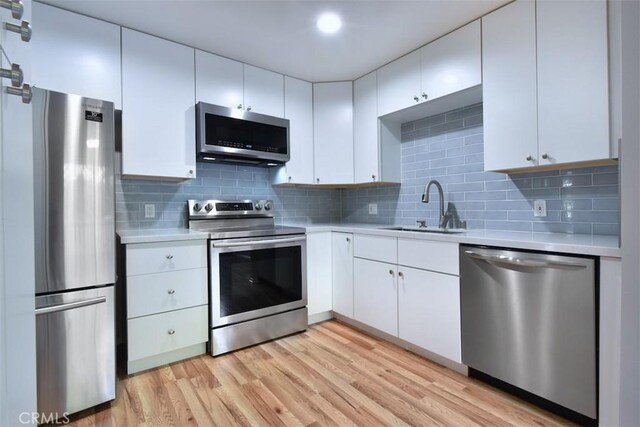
[{"left": 67, "top": 320, "right": 572, "bottom": 426}]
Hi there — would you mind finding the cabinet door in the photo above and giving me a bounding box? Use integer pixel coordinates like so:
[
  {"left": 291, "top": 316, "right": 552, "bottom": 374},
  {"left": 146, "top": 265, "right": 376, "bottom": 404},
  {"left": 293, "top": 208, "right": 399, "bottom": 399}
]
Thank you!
[
  {"left": 313, "top": 82, "right": 354, "bottom": 185},
  {"left": 354, "top": 258, "right": 398, "bottom": 336},
  {"left": 306, "top": 232, "right": 332, "bottom": 317},
  {"left": 281, "top": 76, "right": 314, "bottom": 184},
  {"left": 537, "top": 0, "right": 609, "bottom": 165},
  {"left": 482, "top": 0, "right": 538, "bottom": 171},
  {"left": 243, "top": 64, "right": 284, "bottom": 117},
  {"left": 377, "top": 50, "right": 421, "bottom": 116},
  {"left": 354, "top": 72, "right": 379, "bottom": 184},
  {"left": 420, "top": 20, "right": 481, "bottom": 102},
  {"left": 195, "top": 50, "right": 244, "bottom": 110},
  {"left": 121, "top": 29, "right": 196, "bottom": 179},
  {"left": 332, "top": 232, "right": 354, "bottom": 318},
  {"left": 398, "top": 267, "right": 461, "bottom": 363}
]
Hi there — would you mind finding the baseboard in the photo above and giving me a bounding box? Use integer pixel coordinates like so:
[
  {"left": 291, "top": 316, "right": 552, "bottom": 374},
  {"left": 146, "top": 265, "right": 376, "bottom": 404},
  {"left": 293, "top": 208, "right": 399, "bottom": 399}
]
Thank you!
[
  {"left": 308, "top": 311, "right": 333, "bottom": 325},
  {"left": 127, "top": 343, "right": 206, "bottom": 374}
]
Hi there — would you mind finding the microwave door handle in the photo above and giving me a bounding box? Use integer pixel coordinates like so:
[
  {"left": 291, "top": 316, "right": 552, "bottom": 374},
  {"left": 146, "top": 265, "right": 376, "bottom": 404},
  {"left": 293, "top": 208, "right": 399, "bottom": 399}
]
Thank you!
[
  {"left": 212, "top": 236, "right": 306, "bottom": 248},
  {"left": 464, "top": 251, "right": 587, "bottom": 271}
]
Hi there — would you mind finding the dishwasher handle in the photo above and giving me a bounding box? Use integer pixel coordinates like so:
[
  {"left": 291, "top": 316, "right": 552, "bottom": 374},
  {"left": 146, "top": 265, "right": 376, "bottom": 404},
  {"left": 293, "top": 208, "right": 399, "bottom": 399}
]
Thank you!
[{"left": 464, "top": 250, "right": 587, "bottom": 270}]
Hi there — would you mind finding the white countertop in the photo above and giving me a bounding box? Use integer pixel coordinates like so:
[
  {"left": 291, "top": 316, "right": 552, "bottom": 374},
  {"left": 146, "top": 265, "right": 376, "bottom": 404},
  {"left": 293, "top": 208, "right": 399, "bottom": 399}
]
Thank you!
[
  {"left": 289, "top": 223, "right": 621, "bottom": 258},
  {"left": 117, "top": 228, "right": 209, "bottom": 244}
]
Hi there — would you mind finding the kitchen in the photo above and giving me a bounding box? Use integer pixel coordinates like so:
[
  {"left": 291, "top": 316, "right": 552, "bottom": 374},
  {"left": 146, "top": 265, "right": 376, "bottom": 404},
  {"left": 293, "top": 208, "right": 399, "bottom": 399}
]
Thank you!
[{"left": 0, "top": 0, "right": 638, "bottom": 425}]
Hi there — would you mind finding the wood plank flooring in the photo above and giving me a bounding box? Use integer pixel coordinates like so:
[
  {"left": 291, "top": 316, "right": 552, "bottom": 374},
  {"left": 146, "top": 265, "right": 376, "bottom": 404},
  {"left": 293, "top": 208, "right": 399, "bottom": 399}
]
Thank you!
[{"left": 65, "top": 320, "right": 572, "bottom": 426}]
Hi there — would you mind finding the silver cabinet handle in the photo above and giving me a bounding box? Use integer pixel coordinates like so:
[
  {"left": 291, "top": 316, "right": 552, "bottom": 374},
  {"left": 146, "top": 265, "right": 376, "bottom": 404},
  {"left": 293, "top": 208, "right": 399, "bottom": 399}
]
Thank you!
[
  {"left": 398, "top": 271, "right": 404, "bottom": 278},
  {"left": 526, "top": 155, "right": 533, "bottom": 161},
  {"left": 36, "top": 296, "right": 106, "bottom": 316},
  {"left": 421, "top": 92, "right": 428, "bottom": 100},
  {"left": 167, "top": 289, "right": 175, "bottom": 295},
  {"left": 389, "top": 269, "right": 394, "bottom": 276},
  {"left": 288, "top": 176, "right": 292, "bottom": 182},
  {"left": 0, "top": 63, "right": 23, "bottom": 87},
  {"left": 371, "top": 174, "right": 376, "bottom": 181},
  {"left": 346, "top": 237, "right": 350, "bottom": 242},
  {"left": 246, "top": 106, "right": 252, "bottom": 111},
  {"left": 166, "top": 254, "right": 174, "bottom": 260},
  {"left": 6, "top": 83, "right": 31, "bottom": 104},
  {"left": 0, "top": 0, "right": 23, "bottom": 19},
  {"left": 541, "top": 153, "right": 549, "bottom": 160},
  {"left": 316, "top": 178, "right": 320, "bottom": 183},
  {"left": 464, "top": 250, "right": 586, "bottom": 270},
  {"left": 5, "top": 20, "right": 31, "bottom": 42},
  {"left": 413, "top": 95, "right": 419, "bottom": 102},
  {"left": 237, "top": 104, "right": 243, "bottom": 109},
  {"left": 168, "top": 329, "right": 175, "bottom": 335}
]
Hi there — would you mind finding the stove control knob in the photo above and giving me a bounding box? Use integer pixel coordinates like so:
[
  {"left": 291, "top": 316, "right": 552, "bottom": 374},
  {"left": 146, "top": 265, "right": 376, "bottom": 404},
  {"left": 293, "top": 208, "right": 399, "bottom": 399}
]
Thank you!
[
  {"left": 193, "top": 203, "right": 202, "bottom": 212},
  {"left": 204, "top": 203, "right": 214, "bottom": 212},
  {"left": 264, "top": 202, "right": 273, "bottom": 211},
  {"left": 254, "top": 203, "right": 263, "bottom": 211}
]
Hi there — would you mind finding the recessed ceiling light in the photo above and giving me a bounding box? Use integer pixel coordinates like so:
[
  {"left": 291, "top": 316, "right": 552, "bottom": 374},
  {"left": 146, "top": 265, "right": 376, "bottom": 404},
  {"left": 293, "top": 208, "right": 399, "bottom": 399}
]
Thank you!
[{"left": 317, "top": 13, "right": 342, "bottom": 34}]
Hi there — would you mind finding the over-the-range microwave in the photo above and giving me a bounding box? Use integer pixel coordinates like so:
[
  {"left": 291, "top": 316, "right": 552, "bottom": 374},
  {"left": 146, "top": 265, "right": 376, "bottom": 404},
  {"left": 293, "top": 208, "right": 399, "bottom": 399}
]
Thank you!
[{"left": 196, "top": 102, "right": 290, "bottom": 166}]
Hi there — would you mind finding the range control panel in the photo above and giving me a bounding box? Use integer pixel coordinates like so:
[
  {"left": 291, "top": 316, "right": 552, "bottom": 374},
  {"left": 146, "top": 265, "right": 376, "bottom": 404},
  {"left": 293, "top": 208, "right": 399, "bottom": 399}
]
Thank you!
[{"left": 187, "top": 199, "right": 274, "bottom": 218}]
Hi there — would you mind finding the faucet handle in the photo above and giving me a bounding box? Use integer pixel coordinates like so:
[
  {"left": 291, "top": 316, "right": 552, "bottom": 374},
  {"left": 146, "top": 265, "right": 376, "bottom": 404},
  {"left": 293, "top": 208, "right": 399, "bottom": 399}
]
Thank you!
[{"left": 416, "top": 220, "right": 427, "bottom": 228}]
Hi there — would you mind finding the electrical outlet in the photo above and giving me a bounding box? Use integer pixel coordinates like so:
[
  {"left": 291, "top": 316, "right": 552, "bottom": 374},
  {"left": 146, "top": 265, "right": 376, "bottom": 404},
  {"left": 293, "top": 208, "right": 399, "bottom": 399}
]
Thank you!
[
  {"left": 368, "top": 203, "right": 378, "bottom": 215},
  {"left": 533, "top": 199, "right": 547, "bottom": 217},
  {"left": 144, "top": 204, "right": 156, "bottom": 219}
]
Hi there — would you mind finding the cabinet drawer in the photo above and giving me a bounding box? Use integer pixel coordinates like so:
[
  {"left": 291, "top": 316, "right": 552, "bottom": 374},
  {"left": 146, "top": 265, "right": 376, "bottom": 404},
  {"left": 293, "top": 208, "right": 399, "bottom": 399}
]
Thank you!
[
  {"left": 126, "top": 240, "right": 207, "bottom": 276},
  {"left": 127, "top": 305, "right": 208, "bottom": 361},
  {"left": 127, "top": 268, "right": 208, "bottom": 318},
  {"left": 398, "top": 238, "right": 459, "bottom": 275},
  {"left": 354, "top": 234, "right": 397, "bottom": 264}
]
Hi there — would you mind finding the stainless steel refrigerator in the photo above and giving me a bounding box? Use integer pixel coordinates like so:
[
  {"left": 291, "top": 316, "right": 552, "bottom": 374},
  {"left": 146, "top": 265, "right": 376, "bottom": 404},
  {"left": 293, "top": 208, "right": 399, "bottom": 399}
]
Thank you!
[{"left": 33, "top": 89, "right": 116, "bottom": 417}]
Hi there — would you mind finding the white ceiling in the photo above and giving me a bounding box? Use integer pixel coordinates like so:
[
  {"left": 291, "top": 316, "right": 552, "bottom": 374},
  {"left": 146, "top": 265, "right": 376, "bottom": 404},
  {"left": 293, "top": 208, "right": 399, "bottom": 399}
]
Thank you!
[{"left": 39, "top": 0, "right": 508, "bottom": 82}]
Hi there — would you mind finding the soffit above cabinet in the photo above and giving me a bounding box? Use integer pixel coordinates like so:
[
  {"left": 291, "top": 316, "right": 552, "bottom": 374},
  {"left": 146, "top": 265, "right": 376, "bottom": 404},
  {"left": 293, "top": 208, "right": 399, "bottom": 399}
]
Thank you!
[{"left": 37, "top": 0, "right": 507, "bottom": 82}]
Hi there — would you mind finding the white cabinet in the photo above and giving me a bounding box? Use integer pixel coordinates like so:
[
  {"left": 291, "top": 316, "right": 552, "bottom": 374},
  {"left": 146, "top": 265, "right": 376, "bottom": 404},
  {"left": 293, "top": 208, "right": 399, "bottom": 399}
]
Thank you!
[
  {"left": 398, "top": 267, "right": 461, "bottom": 363},
  {"left": 536, "top": 0, "right": 609, "bottom": 165},
  {"left": 306, "top": 232, "right": 332, "bottom": 318},
  {"left": 354, "top": 72, "right": 381, "bottom": 184},
  {"left": 354, "top": 258, "right": 398, "bottom": 336},
  {"left": 332, "top": 232, "right": 354, "bottom": 318},
  {"left": 195, "top": 50, "right": 244, "bottom": 109},
  {"left": 32, "top": 3, "right": 121, "bottom": 108},
  {"left": 482, "top": 0, "right": 538, "bottom": 171},
  {"left": 377, "top": 51, "right": 421, "bottom": 117},
  {"left": 243, "top": 65, "right": 284, "bottom": 117},
  {"left": 121, "top": 29, "right": 196, "bottom": 180},
  {"left": 313, "top": 82, "right": 354, "bottom": 185},
  {"left": 273, "top": 76, "right": 314, "bottom": 185},
  {"left": 420, "top": 20, "right": 481, "bottom": 103}
]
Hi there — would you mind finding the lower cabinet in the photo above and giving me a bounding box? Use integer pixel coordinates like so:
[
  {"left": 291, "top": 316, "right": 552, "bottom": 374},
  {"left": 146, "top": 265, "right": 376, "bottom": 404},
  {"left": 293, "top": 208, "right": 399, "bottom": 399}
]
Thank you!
[
  {"left": 306, "top": 232, "right": 333, "bottom": 318},
  {"left": 398, "top": 266, "right": 461, "bottom": 363},
  {"left": 332, "top": 233, "right": 354, "bottom": 317},
  {"left": 353, "top": 258, "right": 398, "bottom": 336}
]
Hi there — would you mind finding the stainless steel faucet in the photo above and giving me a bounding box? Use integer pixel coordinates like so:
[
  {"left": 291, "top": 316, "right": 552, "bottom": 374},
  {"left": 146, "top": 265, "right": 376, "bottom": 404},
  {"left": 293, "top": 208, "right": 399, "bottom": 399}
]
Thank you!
[{"left": 421, "top": 179, "right": 453, "bottom": 229}]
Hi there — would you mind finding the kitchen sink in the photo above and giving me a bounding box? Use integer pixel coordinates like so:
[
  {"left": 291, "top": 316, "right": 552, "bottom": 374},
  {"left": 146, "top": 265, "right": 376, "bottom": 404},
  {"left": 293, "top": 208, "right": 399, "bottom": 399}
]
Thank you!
[{"left": 383, "top": 226, "right": 467, "bottom": 234}]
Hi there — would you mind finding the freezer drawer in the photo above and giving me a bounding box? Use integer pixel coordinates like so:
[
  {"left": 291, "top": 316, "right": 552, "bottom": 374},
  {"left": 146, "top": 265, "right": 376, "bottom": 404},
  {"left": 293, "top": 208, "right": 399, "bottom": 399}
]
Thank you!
[
  {"left": 36, "top": 286, "right": 115, "bottom": 417},
  {"left": 460, "top": 246, "right": 596, "bottom": 419}
]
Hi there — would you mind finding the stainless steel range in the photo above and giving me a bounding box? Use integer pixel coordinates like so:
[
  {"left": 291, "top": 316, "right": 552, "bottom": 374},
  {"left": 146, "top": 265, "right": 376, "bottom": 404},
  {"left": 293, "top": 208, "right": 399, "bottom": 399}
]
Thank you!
[{"left": 188, "top": 199, "right": 307, "bottom": 356}]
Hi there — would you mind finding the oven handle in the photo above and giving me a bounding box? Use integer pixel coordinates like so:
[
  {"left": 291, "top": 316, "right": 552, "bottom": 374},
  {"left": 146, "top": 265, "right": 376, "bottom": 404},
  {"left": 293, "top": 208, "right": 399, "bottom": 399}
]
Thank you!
[{"left": 212, "top": 236, "right": 306, "bottom": 248}]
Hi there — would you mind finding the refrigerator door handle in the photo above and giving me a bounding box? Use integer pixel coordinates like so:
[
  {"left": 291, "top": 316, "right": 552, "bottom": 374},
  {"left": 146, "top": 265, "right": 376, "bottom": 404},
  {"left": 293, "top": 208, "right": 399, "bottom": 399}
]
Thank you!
[{"left": 35, "top": 296, "right": 107, "bottom": 316}]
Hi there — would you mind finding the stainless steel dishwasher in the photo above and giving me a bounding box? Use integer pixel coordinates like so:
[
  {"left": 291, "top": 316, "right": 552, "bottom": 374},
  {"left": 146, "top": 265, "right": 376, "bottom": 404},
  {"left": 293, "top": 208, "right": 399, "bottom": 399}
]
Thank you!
[{"left": 460, "top": 245, "right": 596, "bottom": 421}]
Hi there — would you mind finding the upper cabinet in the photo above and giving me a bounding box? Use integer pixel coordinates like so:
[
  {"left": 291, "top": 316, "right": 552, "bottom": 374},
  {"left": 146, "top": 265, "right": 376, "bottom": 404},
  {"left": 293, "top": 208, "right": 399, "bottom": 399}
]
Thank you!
[
  {"left": 195, "top": 51, "right": 284, "bottom": 117},
  {"left": 482, "top": 0, "right": 539, "bottom": 171},
  {"left": 121, "top": 29, "right": 196, "bottom": 180},
  {"left": 32, "top": 3, "right": 121, "bottom": 108},
  {"left": 377, "top": 21, "right": 481, "bottom": 118},
  {"left": 483, "top": 0, "right": 612, "bottom": 171},
  {"left": 243, "top": 65, "right": 284, "bottom": 117},
  {"left": 420, "top": 20, "right": 481, "bottom": 103},
  {"left": 536, "top": 0, "right": 609, "bottom": 166},
  {"left": 273, "top": 76, "right": 314, "bottom": 185},
  {"left": 313, "top": 82, "right": 354, "bottom": 185},
  {"left": 195, "top": 50, "right": 243, "bottom": 110}
]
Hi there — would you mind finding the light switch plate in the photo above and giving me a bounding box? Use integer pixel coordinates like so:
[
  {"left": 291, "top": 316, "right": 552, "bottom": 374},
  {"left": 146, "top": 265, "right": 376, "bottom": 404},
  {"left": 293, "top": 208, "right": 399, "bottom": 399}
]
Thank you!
[
  {"left": 368, "top": 203, "right": 378, "bottom": 215},
  {"left": 144, "top": 204, "right": 156, "bottom": 219},
  {"left": 534, "top": 199, "right": 547, "bottom": 217}
]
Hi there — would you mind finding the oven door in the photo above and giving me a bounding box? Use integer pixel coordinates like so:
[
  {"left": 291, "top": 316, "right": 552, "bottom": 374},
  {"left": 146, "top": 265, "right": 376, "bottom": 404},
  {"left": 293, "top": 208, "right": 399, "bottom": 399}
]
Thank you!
[{"left": 210, "top": 235, "right": 306, "bottom": 327}]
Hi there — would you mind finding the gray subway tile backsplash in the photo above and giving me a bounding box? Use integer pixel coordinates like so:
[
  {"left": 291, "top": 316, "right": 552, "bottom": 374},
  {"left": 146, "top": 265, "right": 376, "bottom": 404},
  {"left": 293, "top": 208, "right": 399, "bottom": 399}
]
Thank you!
[{"left": 117, "top": 102, "right": 619, "bottom": 236}]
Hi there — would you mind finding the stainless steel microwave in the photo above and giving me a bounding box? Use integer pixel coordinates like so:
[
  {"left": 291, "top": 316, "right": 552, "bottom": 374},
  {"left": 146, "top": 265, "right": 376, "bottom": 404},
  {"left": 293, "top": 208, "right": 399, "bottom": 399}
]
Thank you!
[{"left": 196, "top": 102, "right": 290, "bottom": 165}]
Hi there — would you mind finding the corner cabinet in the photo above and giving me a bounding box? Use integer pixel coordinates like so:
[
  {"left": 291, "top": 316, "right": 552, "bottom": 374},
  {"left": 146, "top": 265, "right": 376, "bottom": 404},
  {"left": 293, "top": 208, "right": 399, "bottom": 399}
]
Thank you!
[
  {"left": 306, "top": 232, "right": 333, "bottom": 322},
  {"left": 313, "top": 82, "right": 354, "bottom": 185},
  {"left": 272, "top": 76, "right": 314, "bottom": 185},
  {"left": 121, "top": 29, "right": 196, "bottom": 180},
  {"left": 332, "top": 232, "right": 354, "bottom": 317}
]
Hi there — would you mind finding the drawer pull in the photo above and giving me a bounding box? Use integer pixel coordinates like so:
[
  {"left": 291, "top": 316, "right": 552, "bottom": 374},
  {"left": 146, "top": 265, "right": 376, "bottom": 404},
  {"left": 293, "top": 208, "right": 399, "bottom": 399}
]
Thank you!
[
  {"left": 168, "top": 329, "right": 175, "bottom": 335},
  {"left": 167, "top": 289, "right": 175, "bottom": 295},
  {"left": 166, "top": 255, "right": 174, "bottom": 260}
]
